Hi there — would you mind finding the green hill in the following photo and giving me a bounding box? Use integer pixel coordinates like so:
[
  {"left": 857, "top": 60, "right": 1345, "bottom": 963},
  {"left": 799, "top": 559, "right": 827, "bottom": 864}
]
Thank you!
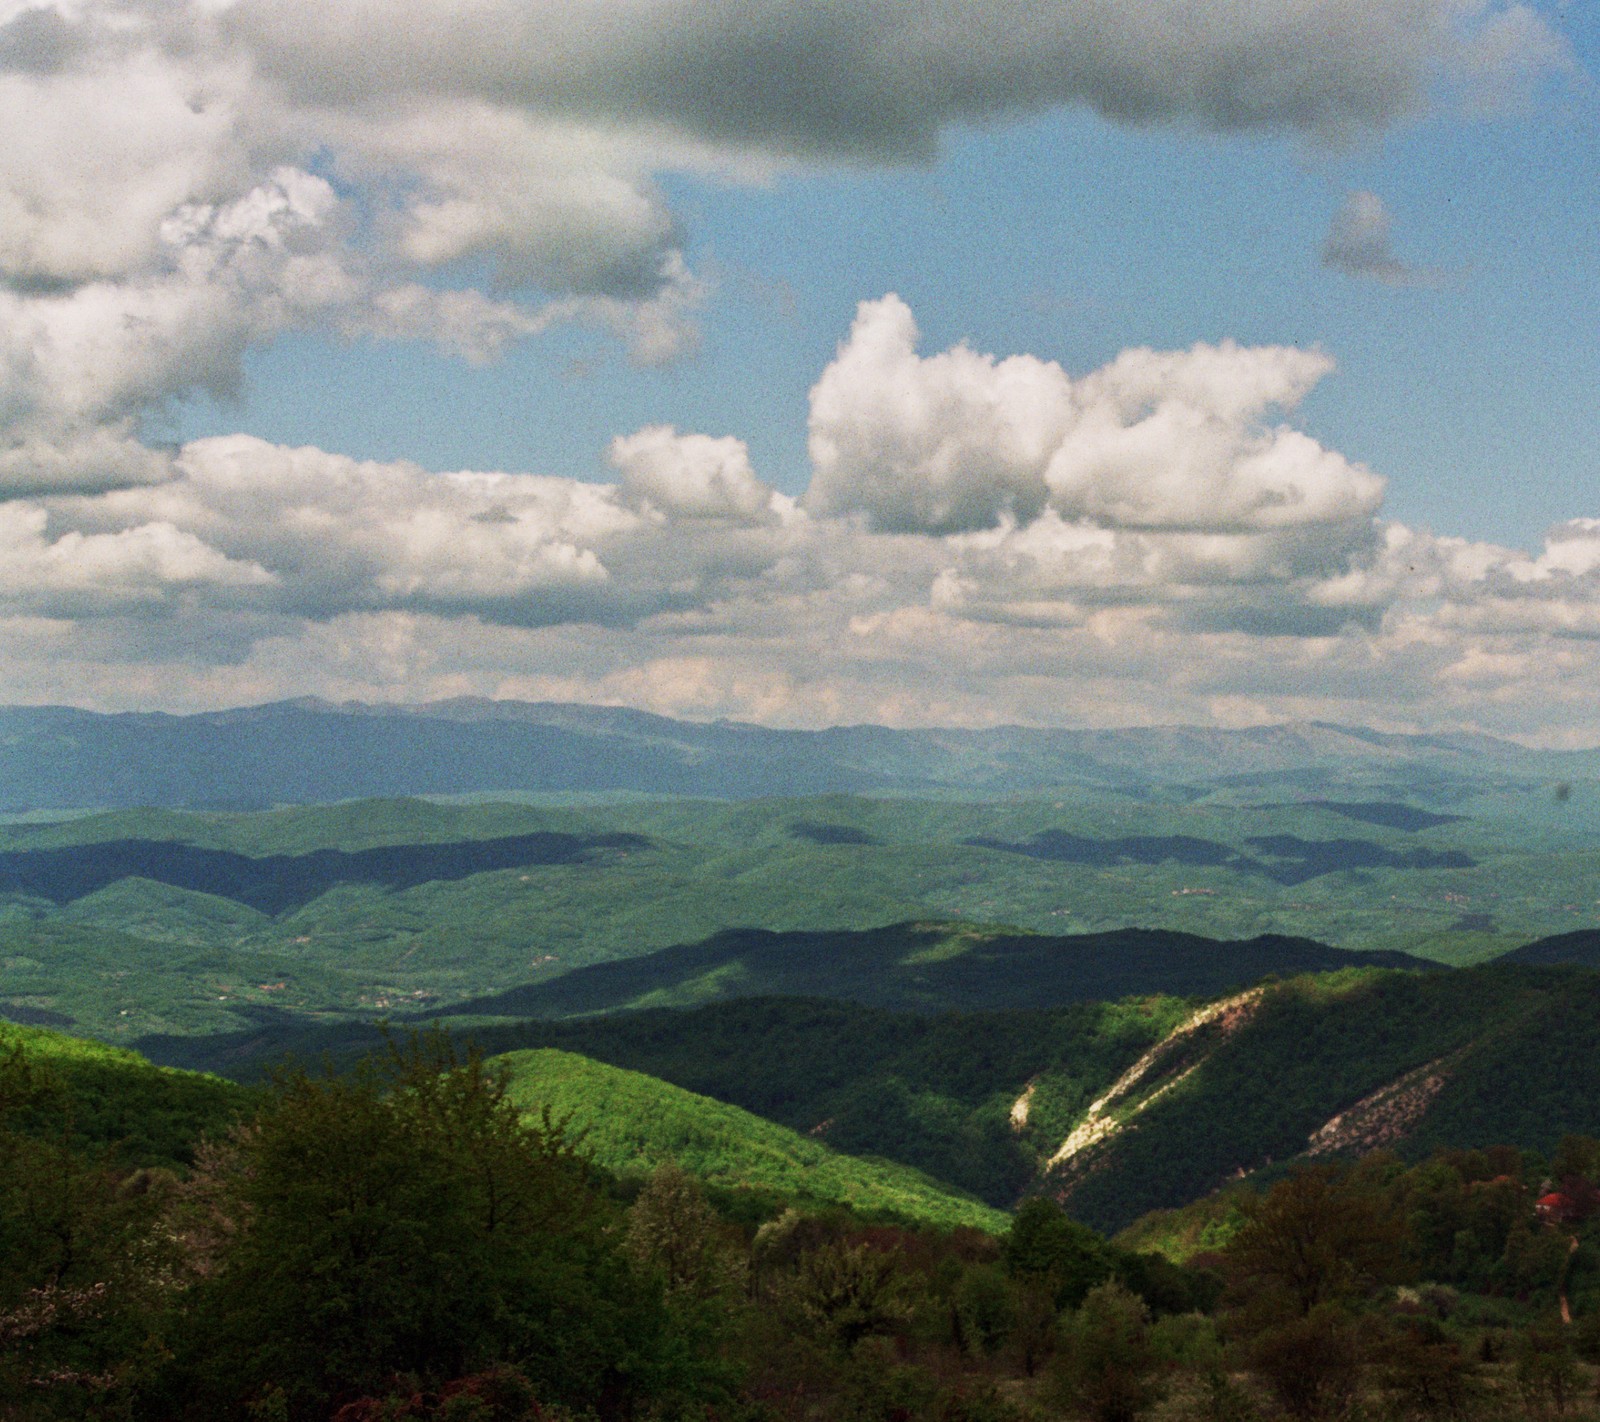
[
  {"left": 1504, "top": 927, "right": 1600, "bottom": 966},
  {"left": 434, "top": 919, "right": 1434, "bottom": 1019},
  {"left": 0, "top": 1020, "right": 249, "bottom": 1168},
  {"left": 467, "top": 996, "right": 1185, "bottom": 1206},
  {"left": 6, "top": 786, "right": 1598, "bottom": 1039},
  {"left": 1035, "top": 964, "right": 1600, "bottom": 1233},
  {"left": 495, "top": 1046, "right": 1007, "bottom": 1232}
]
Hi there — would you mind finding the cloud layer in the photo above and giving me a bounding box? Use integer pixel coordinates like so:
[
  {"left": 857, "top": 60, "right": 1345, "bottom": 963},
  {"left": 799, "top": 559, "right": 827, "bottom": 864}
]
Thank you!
[
  {"left": 0, "top": 2, "right": 1589, "bottom": 738},
  {"left": 5, "top": 293, "right": 1600, "bottom": 741},
  {"left": 0, "top": 0, "right": 1572, "bottom": 500}
]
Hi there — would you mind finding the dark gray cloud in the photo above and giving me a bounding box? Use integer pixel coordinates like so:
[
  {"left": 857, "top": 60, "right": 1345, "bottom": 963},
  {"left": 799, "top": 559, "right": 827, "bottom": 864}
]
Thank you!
[
  {"left": 0, "top": 6, "right": 86, "bottom": 75},
  {"left": 229, "top": 0, "right": 1566, "bottom": 154}
]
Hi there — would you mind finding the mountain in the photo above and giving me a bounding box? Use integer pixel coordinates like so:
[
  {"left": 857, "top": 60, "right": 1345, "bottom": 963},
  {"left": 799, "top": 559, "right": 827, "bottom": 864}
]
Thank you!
[
  {"left": 438, "top": 963, "right": 1600, "bottom": 1234},
  {"left": 495, "top": 1047, "right": 1006, "bottom": 1231},
  {"left": 1034, "top": 963, "right": 1600, "bottom": 1232},
  {"left": 2, "top": 697, "right": 1588, "bottom": 809},
  {"left": 428, "top": 920, "right": 1438, "bottom": 1019},
  {"left": 1501, "top": 927, "right": 1600, "bottom": 967},
  {"left": 136, "top": 961, "right": 1600, "bottom": 1237}
]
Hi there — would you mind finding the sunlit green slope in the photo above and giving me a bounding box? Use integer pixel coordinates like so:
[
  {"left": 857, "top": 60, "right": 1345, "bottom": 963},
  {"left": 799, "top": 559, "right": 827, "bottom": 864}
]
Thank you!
[
  {"left": 495, "top": 1046, "right": 1008, "bottom": 1232},
  {"left": 0, "top": 1020, "right": 248, "bottom": 1167}
]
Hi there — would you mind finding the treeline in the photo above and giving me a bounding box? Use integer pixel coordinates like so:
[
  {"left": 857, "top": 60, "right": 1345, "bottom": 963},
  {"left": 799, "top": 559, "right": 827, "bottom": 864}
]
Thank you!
[{"left": 11, "top": 1033, "right": 1600, "bottom": 1421}]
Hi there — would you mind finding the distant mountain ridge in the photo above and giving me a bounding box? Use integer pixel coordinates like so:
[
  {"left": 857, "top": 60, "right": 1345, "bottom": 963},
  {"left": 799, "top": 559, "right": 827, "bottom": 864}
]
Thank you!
[
  {"left": 1, "top": 697, "right": 1586, "bottom": 809},
  {"left": 420, "top": 920, "right": 1437, "bottom": 1020}
]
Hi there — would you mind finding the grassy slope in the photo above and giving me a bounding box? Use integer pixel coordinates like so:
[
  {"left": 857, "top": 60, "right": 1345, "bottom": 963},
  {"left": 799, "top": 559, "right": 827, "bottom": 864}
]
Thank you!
[
  {"left": 496, "top": 1046, "right": 1008, "bottom": 1233},
  {"left": 0, "top": 1020, "right": 249, "bottom": 1168}
]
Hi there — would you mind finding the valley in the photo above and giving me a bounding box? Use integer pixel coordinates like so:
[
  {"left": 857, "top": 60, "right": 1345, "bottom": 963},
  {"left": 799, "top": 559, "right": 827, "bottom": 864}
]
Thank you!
[{"left": 7, "top": 699, "right": 1600, "bottom": 1420}]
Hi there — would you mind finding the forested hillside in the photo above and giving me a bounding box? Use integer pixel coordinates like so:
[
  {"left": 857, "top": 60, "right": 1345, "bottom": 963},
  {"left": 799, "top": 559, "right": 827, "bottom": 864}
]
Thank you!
[
  {"left": 496, "top": 1047, "right": 1006, "bottom": 1230},
  {"left": 128, "top": 962, "right": 1600, "bottom": 1236},
  {"left": 5, "top": 785, "right": 1596, "bottom": 1040},
  {"left": 13, "top": 1012, "right": 1600, "bottom": 1421}
]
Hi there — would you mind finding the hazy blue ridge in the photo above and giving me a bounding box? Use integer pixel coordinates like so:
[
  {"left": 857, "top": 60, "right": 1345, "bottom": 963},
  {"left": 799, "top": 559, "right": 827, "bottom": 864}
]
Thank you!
[{"left": 3, "top": 698, "right": 1591, "bottom": 809}]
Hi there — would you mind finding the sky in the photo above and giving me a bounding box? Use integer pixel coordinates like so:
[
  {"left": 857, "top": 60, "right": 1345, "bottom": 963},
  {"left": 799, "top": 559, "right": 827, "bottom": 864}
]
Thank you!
[{"left": 2, "top": 0, "right": 1598, "bottom": 742}]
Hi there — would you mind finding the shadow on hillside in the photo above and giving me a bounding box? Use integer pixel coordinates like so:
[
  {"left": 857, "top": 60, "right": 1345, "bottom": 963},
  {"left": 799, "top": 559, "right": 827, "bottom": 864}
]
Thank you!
[
  {"left": 0, "top": 831, "right": 651, "bottom": 914},
  {"left": 788, "top": 820, "right": 881, "bottom": 846},
  {"left": 963, "top": 829, "right": 1474, "bottom": 885}
]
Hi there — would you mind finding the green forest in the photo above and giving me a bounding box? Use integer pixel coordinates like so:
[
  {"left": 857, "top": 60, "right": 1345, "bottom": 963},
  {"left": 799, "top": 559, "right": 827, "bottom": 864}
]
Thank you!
[
  {"left": 10, "top": 1020, "right": 1600, "bottom": 1421},
  {"left": 4, "top": 787, "right": 1598, "bottom": 1041},
  {"left": 5, "top": 780, "right": 1600, "bottom": 1420}
]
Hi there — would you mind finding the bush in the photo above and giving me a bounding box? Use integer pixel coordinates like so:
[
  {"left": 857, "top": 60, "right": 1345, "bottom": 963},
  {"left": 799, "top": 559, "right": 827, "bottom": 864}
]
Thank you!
[
  {"left": 1244, "top": 1305, "right": 1360, "bottom": 1420},
  {"left": 1051, "top": 1280, "right": 1164, "bottom": 1422}
]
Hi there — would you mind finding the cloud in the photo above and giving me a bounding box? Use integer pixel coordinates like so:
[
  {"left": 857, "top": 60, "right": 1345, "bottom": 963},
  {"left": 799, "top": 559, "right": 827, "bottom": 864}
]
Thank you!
[
  {"left": 228, "top": 0, "right": 1570, "bottom": 154},
  {"left": 0, "top": 501, "right": 273, "bottom": 615},
  {"left": 0, "top": 166, "right": 357, "bottom": 497},
  {"left": 1321, "top": 190, "right": 1440, "bottom": 286},
  {"left": 0, "top": 0, "right": 1574, "bottom": 515},
  {"left": 1, "top": 296, "right": 1599, "bottom": 741},
  {"left": 806, "top": 295, "right": 1068, "bottom": 533},
  {"left": 610, "top": 425, "right": 792, "bottom": 524},
  {"left": 27, "top": 432, "right": 815, "bottom": 628},
  {"left": 807, "top": 295, "right": 1385, "bottom": 548}
]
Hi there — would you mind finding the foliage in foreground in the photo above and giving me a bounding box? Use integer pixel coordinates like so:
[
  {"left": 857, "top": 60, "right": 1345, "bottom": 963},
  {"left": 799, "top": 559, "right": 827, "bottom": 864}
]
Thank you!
[{"left": 15, "top": 1023, "right": 1600, "bottom": 1421}]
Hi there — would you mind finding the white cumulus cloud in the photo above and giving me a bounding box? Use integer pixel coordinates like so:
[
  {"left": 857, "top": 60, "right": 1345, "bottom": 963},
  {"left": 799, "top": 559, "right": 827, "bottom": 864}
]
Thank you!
[{"left": 807, "top": 295, "right": 1385, "bottom": 544}]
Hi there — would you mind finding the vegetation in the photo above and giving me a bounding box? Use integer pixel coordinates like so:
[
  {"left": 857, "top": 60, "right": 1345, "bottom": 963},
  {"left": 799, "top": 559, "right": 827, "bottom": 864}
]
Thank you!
[
  {"left": 0, "top": 1021, "right": 247, "bottom": 1168},
  {"left": 123, "top": 963, "right": 1600, "bottom": 1242},
  {"left": 4, "top": 785, "right": 1597, "bottom": 1038},
  {"left": 12, "top": 1018, "right": 1600, "bottom": 1421},
  {"left": 495, "top": 1047, "right": 1008, "bottom": 1231},
  {"left": 428, "top": 920, "right": 1430, "bottom": 1020}
]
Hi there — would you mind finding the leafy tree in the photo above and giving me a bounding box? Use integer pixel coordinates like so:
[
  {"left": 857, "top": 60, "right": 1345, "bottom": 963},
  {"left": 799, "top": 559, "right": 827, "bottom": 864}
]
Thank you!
[
  {"left": 1377, "top": 1318, "right": 1478, "bottom": 1421},
  {"left": 159, "top": 1037, "right": 671, "bottom": 1421},
  {"left": 1513, "top": 1318, "right": 1583, "bottom": 1419},
  {"left": 787, "top": 1239, "right": 911, "bottom": 1353},
  {"left": 1224, "top": 1164, "right": 1405, "bottom": 1319},
  {"left": 1050, "top": 1280, "right": 1164, "bottom": 1422},
  {"left": 1243, "top": 1304, "right": 1360, "bottom": 1420},
  {"left": 952, "top": 1263, "right": 1015, "bottom": 1358},
  {"left": 1004, "top": 1198, "right": 1114, "bottom": 1309},
  {"left": 623, "top": 1161, "right": 747, "bottom": 1302}
]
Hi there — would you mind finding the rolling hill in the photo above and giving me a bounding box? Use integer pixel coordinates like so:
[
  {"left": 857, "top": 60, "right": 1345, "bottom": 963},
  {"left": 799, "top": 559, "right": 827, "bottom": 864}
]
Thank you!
[
  {"left": 0, "top": 1020, "right": 248, "bottom": 1168},
  {"left": 12, "top": 784, "right": 1581, "bottom": 1040},
  {"left": 495, "top": 964, "right": 1600, "bottom": 1234},
  {"left": 430, "top": 920, "right": 1437, "bottom": 1018},
  {"left": 495, "top": 1046, "right": 1007, "bottom": 1232}
]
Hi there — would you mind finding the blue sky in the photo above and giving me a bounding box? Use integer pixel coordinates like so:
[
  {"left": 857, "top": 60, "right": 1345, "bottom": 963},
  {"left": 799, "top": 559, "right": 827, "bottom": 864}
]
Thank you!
[
  {"left": 174, "top": 15, "right": 1598, "bottom": 548},
  {"left": 3, "top": 0, "right": 1599, "bottom": 739}
]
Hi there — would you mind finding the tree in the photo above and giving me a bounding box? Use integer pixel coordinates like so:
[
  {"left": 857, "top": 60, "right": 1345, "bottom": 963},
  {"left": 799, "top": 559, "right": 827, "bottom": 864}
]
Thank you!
[
  {"left": 624, "top": 1162, "right": 746, "bottom": 1303},
  {"left": 159, "top": 1036, "right": 669, "bottom": 1421},
  {"left": 1378, "top": 1318, "right": 1478, "bottom": 1421},
  {"left": 0, "top": 1046, "right": 174, "bottom": 1419},
  {"left": 1224, "top": 1165, "right": 1405, "bottom": 1319},
  {"left": 1004, "top": 1198, "right": 1114, "bottom": 1309},
  {"left": 787, "top": 1239, "right": 911, "bottom": 1352},
  {"left": 1051, "top": 1280, "right": 1164, "bottom": 1422},
  {"left": 1244, "top": 1305, "right": 1360, "bottom": 1421}
]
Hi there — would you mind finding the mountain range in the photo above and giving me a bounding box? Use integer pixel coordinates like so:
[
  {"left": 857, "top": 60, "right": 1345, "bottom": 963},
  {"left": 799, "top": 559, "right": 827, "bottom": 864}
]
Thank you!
[{"left": 3, "top": 697, "right": 1591, "bottom": 809}]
